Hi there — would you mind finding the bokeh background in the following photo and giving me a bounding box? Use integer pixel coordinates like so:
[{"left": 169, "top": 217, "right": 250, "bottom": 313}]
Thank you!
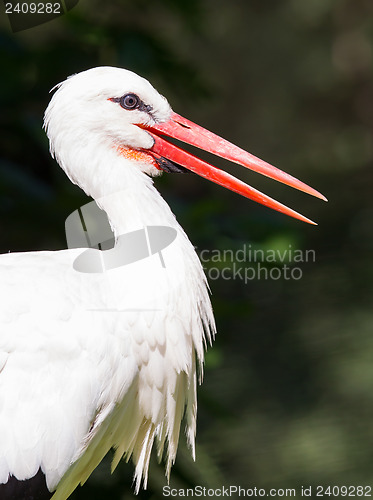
[{"left": 1, "top": 0, "right": 373, "bottom": 498}]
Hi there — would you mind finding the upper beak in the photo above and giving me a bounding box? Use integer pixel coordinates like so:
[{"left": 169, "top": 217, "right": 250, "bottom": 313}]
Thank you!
[{"left": 143, "top": 112, "right": 327, "bottom": 225}]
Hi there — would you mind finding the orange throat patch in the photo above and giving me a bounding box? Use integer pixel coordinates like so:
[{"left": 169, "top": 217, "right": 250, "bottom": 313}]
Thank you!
[{"left": 116, "top": 146, "right": 160, "bottom": 169}]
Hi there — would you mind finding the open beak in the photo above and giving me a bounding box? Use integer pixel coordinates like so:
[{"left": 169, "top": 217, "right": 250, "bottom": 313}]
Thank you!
[{"left": 143, "top": 112, "right": 327, "bottom": 225}]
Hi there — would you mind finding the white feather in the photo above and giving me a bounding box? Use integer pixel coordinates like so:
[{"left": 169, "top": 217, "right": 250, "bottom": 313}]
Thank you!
[{"left": 0, "top": 67, "right": 216, "bottom": 499}]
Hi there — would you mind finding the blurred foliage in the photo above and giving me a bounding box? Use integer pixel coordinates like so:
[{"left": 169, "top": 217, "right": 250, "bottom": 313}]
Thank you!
[{"left": 1, "top": 0, "right": 373, "bottom": 498}]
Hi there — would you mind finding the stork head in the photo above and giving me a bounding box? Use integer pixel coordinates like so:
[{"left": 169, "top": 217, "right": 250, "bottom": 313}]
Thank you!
[{"left": 44, "top": 66, "right": 326, "bottom": 224}]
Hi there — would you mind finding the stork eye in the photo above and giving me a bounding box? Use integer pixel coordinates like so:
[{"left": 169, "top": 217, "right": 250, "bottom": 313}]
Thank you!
[{"left": 120, "top": 94, "right": 140, "bottom": 110}]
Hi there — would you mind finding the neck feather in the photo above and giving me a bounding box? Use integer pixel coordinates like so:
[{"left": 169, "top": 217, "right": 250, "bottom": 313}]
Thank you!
[{"left": 59, "top": 141, "right": 179, "bottom": 237}]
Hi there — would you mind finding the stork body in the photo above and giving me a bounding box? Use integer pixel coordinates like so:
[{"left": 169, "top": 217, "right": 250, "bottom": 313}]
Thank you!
[{"left": 0, "top": 67, "right": 325, "bottom": 499}]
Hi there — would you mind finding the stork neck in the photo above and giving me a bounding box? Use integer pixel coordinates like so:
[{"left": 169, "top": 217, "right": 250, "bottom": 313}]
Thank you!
[
  {"left": 98, "top": 184, "right": 177, "bottom": 238},
  {"left": 88, "top": 155, "right": 178, "bottom": 238},
  {"left": 60, "top": 139, "right": 180, "bottom": 238}
]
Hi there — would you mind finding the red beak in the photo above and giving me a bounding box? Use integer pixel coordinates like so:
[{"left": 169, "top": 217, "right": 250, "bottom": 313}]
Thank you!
[{"left": 143, "top": 112, "right": 327, "bottom": 225}]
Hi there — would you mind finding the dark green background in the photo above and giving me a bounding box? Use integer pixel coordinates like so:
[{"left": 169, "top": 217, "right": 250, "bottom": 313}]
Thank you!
[{"left": 1, "top": 0, "right": 373, "bottom": 498}]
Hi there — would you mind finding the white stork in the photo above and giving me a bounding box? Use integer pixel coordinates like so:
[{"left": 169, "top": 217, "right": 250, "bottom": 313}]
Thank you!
[{"left": 0, "top": 67, "right": 326, "bottom": 500}]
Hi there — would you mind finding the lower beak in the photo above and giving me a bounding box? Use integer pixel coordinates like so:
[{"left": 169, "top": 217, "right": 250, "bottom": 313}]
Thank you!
[{"left": 143, "top": 112, "right": 327, "bottom": 225}]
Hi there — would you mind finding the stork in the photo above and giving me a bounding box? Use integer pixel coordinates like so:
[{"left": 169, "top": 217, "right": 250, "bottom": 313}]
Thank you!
[{"left": 0, "top": 67, "right": 326, "bottom": 500}]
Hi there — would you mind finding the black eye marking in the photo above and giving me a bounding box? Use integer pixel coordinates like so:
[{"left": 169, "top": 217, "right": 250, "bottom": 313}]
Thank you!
[{"left": 109, "top": 94, "right": 153, "bottom": 115}]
